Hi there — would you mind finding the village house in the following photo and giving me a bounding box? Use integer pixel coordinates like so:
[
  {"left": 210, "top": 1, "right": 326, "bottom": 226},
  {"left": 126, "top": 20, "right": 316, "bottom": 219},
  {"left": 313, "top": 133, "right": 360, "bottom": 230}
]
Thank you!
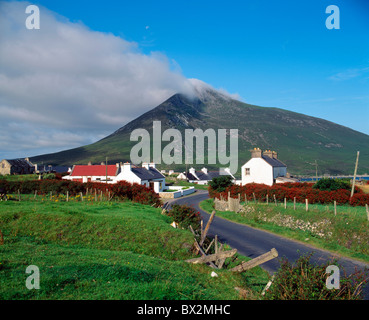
[
  {"left": 62, "top": 162, "right": 120, "bottom": 183},
  {"left": 241, "top": 148, "right": 297, "bottom": 186},
  {"left": 115, "top": 162, "right": 166, "bottom": 193},
  {"left": 177, "top": 167, "right": 235, "bottom": 185},
  {"left": 0, "top": 158, "right": 35, "bottom": 175},
  {"left": 62, "top": 162, "right": 166, "bottom": 193}
]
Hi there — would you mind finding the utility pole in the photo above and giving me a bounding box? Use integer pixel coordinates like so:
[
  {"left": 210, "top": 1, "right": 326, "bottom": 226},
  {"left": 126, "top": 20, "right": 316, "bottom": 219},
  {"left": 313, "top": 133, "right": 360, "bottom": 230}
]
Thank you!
[
  {"left": 350, "top": 151, "right": 359, "bottom": 198},
  {"left": 106, "top": 156, "right": 108, "bottom": 184},
  {"left": 314, "top": 160, "right": 318, "bottom": 181}
]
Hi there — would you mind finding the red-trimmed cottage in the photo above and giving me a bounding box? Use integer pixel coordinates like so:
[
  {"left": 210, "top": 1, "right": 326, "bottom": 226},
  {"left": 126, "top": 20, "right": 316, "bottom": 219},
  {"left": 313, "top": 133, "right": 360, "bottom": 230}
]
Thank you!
[
  {"left": 64, "top": 164, "right": 120, "bottom": 183},
  {"left": 62, "top": 162, "right": 166, "bottom": 192}
]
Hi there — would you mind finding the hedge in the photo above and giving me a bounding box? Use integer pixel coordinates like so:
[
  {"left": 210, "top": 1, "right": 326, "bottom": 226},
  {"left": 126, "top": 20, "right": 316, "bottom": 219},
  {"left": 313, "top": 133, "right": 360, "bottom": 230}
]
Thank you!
[
  {"left": 209, "top": 182, "right": 369, "bottom": 207},
  {"left": 0, "top": 179, "right": 161, "bottom": 207}
]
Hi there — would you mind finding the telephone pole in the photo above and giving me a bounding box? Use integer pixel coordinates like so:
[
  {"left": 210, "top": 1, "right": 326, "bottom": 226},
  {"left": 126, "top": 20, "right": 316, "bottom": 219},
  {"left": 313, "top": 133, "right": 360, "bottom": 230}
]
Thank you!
[
  {"left": 106, "top": 156, "right": 108, "bottom": 184},
  {"left": 350, "top": 151, "right": 359, "bottom": 198}
]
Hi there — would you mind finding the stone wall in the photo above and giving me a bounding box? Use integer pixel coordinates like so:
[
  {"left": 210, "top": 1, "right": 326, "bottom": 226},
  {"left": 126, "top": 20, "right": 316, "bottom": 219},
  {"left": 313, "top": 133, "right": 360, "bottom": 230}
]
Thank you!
[{"left": 0, "top": 160, "right": 11, "bottom": 175}]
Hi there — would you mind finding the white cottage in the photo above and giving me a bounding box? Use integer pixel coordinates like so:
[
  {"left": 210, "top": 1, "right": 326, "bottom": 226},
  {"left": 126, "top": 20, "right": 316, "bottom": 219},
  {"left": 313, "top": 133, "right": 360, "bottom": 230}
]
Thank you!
[
  {"left": 241, "top": 148, "right": 288, "bottom": 186},
  {"left": 115, "top": 162, "right": 166, "bottom": 193},
  {"left": 63, "top": 162, "right": 166, "bottom": 192},
  {"left": 177, "top": 167, "right": 235, "bottom": 185}
]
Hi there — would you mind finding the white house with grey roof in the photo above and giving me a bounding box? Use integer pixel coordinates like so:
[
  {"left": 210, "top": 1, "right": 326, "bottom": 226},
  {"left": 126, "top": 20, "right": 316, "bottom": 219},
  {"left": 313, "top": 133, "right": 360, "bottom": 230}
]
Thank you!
[
  {"left": 177, "top": 167, "right": 235, "bottom": 185},
  {"left": 115, "top": 162, "right": 166, "bottom": 193},
  {"left": 241, "top": 148, "right": 289, "bottom": 186},
  {"left": 63, "top": 162, "right": 166, "bottom": 193}
]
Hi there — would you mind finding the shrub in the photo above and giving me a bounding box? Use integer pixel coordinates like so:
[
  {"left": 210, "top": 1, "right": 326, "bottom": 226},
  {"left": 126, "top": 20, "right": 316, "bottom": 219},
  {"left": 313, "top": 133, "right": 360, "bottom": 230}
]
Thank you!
[
  {"left": 263, "top": 252, "right": 369, "bottom": 300},
  {"left": 313, "top": 178, "right": 351, "bottom": 192},
  {"left": 350, "top": 193, "right": 369, "bottom": 207},
  {"left": 209, "top": 181, "right": 368, "bottom": 206},
  {"left": 208, "top": 176, "right": 234, "bottom": 193},
  {"left": 165, "top": 204, "right": 201, "bottom": 232}
]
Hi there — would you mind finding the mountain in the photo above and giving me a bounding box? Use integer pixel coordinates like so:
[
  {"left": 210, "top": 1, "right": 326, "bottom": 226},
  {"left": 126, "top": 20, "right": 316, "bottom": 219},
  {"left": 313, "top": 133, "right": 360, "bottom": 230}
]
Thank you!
[{"left": 30, "top": 82, "right": 369, "bottom": 176}]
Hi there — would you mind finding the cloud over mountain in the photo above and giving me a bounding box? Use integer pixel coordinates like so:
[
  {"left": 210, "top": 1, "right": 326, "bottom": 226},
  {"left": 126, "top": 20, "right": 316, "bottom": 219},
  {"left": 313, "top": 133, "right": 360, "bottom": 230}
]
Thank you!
[{"left": 0, "top": 1, "right": 196, "bottom": 159}]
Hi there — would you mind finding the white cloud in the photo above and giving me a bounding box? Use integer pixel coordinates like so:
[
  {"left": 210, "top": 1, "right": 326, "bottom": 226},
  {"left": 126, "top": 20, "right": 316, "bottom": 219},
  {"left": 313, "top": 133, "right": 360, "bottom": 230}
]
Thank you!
[
  {"left": 0, "top": 1, "right": 195, "bottom": 159},
  {"left": 329, "top": 67, "right": 369, "bottom": 81},
  {"left": 0, "top": 1, "right": 241, "bottom": 160}
]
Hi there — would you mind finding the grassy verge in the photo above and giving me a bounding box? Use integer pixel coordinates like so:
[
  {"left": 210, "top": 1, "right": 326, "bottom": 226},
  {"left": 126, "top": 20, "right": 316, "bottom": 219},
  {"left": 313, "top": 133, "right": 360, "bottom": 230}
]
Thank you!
[
  {"left": 0, "top": 199, "right": 268, "bottom": 299},
  {"left": 165, "top": 176, "right": 209, "bottom": 190},
  {"left": 200, "top": 198, "right": 369, "bottom": 263}
]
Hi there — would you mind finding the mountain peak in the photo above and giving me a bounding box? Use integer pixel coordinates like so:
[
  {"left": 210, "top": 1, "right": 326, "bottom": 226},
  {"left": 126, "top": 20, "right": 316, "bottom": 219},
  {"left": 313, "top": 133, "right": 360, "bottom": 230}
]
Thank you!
[{"left": 187, "top": 78, "right": 239, "bottom": 103}]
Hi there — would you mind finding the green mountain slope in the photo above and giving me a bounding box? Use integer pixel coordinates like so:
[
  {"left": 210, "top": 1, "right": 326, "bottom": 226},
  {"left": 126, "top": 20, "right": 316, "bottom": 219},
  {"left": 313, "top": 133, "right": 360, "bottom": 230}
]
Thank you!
[{"left": 30, "top": 87, "right": 369, "bottom": 176}]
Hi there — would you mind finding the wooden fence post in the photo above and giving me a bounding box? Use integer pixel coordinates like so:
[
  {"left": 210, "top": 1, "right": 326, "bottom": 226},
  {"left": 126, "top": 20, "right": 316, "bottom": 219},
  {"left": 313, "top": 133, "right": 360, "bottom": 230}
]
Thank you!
[
  {"left": 66, "top": 191, "right": 69, "bottom": 202},
  {"left": 95, "top": 189, "right": 97, "bottom": 202},
  {"left": 230, "top": 248, "right": 278, "bottom": 272},
  {"left": 366, "top": 204, "right": 369, "bottom": 221},
  {"left": 200, "top": 211, "right": 216, "bottom": 246},
  {"left": 205, "top": 238, "right": 215, "bottom": 254},
  {"left": 334, "top": 201, "right": 337, "bottom": 216},
  {"left": 185, "top": 248, "right": 237, "bottom": 265},
  {"left": 284, "top": 197, "right": 287, "bottom": 209},
  {"left": 293, "top": 197, "right": 296, "bottom": 210},
  {"left": 34, "top": 190, "right": 37, "bottom": 200},
  {"left": 253, "top": 192, "right": 256, "bottom": 203},
  {"left": 200, "top": 220, "right": 203, "bottom": 240},
  {"left": 80, "top": 192, "right": 83, "bottom": 201},
  {"left": 50, "top": 191, "right": 52, "bottom": 201},
  {"left": 18, "top": 189, "right": 21, "bottom": 201},
  {"left": 193, "top": 238, "right": 218, "bottom": 269},
  {"left": 215, "top": 235, "right": 218, "bottom": 254},
  {"left": 305, "top": 199, "right": 309, "bottom": 212},
  {"left": 273, "top": 194, "right": 277, "bottom": 206}
]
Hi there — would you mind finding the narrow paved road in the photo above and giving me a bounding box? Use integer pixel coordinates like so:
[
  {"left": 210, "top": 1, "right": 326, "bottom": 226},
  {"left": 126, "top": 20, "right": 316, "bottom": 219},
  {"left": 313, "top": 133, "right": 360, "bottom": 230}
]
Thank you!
[{"left": 170, "top": 190, "right": 369, "bottom": 299}]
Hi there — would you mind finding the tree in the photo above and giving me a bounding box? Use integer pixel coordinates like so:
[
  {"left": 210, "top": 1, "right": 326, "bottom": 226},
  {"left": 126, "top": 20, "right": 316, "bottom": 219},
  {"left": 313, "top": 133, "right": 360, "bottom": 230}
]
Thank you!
[
  {"left": 313, "top": 178, "right": 351, "bottom": 192},
  {"left": 209, "top": 176, "right": 234, "bottom": 193}
]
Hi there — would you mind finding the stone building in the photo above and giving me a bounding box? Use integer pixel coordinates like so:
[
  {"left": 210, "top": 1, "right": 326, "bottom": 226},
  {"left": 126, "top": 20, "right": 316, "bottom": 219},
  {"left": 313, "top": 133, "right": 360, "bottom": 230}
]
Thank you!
[{"left": 0, "top": 158, "right": 35, "bottom": 175}]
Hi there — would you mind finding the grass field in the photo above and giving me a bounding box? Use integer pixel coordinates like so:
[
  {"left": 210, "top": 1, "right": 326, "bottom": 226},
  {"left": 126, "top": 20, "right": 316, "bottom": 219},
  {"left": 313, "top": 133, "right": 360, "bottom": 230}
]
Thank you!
[
  {"left": 0, "top": 198, "right": 269, "bottom": 300},
  {"left": 200, "top": 198, "right": 369, "bottom": 263}
]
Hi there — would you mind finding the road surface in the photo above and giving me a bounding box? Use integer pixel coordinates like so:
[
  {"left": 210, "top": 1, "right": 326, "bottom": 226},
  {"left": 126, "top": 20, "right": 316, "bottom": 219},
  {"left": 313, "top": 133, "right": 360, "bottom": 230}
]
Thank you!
[{"left": 169, "top": 189, "right": 369, "bottom": 299}]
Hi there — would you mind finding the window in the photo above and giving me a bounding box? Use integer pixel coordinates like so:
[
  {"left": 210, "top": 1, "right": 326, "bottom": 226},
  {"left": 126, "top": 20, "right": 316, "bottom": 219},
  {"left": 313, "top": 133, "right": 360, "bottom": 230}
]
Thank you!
[{"left": 245, "top": 168, "right": 250, "bottom": 176}]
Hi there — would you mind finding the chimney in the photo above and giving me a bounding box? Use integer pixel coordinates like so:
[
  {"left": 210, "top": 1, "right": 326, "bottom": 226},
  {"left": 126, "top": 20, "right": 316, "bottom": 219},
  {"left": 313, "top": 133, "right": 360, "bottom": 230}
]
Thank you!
[
  {"left": 189, "top": 167, "right": 196, "bottom": 175},
  {"left": 122, "top": 162, "right": 131, "bottom": 172},
  {"left": 101, "top": 162, "right": 105, "bottom": 165},
  {"left": 263, "top": 150, "right": 273, "bottom": 158},
  {"left": 88, "top": 161, "right": 92, "bottom": 165},
  {"left": 149, "top": 163, "right": 156, "bottom": 169},
  {"left": 201, "top": 167, "right": 208, "bottom": 174},
  {"left": 116, "top": 163, "right": 120, "bottom": 168},
  {"left": 272, "top": 151, "right": 278, "bottom": 159},
  {"left": 250, "top": 147, "right": 262, "bottom": 158},
  {"left": 142, "top": 162, "right": 150, "bottom": 170}
]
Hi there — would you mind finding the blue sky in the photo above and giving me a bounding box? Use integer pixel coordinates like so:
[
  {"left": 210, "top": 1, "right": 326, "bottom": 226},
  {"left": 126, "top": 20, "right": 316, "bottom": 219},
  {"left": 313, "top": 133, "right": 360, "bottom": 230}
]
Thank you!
[
  {"left": 0, "top": 0, "right": 368, "bottom": 159},
  {"left": 26, "top": 0, "right": 369, "bottom": 130}
]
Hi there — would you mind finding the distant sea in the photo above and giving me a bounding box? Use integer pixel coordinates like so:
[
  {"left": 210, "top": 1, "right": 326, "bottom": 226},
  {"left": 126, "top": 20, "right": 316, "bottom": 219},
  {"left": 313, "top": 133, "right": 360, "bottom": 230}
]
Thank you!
[{"left": 300, "top": 176, "right": 369, "bottom": 182}]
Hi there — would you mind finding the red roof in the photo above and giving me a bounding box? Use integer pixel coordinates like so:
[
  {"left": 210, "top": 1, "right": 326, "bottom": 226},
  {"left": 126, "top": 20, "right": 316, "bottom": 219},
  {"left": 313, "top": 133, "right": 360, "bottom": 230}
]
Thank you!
[{"left": 70, "top": 165, "right": 118, "bottom": 177}]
